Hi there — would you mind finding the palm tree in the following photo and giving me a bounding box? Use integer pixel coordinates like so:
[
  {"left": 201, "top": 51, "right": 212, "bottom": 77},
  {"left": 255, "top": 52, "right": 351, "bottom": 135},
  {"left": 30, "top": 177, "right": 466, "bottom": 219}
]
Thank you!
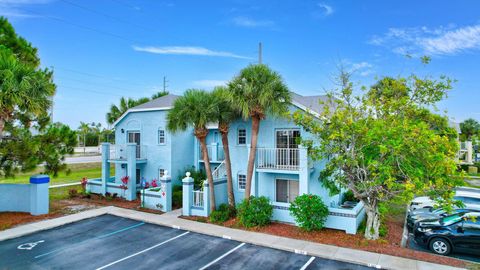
[
  {"left": 106, "top": 97, "right": 150, "bottom": 125},
  {"left": 90, "top": 122, "right": 102, "bottom": 145},
  {"left": 228, "top": 64, "right": 291, "bottom": 199},
  {"left": 167, "top": 89, "right": 218, "bottom": 212},
  {"left": 151, "top": 90, "right": 169, "bottom": 99},
  {"left": 460, "top": 118, "right": 480, "bottom": 141},
  {"left": 0, "top": 46, "right": 55, "bottom": 139},
  {"left": 212, "top": 86, "right": 238, "bottom": 207},
  {"left": 78, "top": 122, "right": 91, "bottom": 153}
]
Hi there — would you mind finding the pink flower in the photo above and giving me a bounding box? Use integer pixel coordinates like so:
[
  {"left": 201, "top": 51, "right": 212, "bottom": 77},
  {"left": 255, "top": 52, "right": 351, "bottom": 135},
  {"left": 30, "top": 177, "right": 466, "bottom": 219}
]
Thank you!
[
  {"left": 151, "top": 179, "right": 158, "bottom": 188},
  {"left": 121, "top": 176, "right": 129, "bottom": 185}
]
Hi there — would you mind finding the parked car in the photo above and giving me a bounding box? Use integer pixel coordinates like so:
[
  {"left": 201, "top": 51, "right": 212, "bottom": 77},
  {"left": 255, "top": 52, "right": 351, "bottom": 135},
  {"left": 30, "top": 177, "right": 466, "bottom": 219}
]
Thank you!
[
  {"left": 407, "top": 208, "right": 480, "bottom": 231},
  {"left": 409, "top": 189, "right": 480, "bottom": 211},
  {"left": 413, "top": 212, "right": 480, "bottom": 256}
]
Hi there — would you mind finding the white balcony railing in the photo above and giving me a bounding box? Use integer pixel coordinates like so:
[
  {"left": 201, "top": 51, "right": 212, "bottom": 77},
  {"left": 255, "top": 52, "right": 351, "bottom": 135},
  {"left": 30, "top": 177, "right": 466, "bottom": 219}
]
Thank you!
[
  {"left": 199, "top": 144, "right": 225, "bottom": 162},
  {"left": 109, "top": 144, "right": 147, "bottom": 160},
  {"left": 212, "top": 160, "right": 227, "bottom": 180},
  {"left": 257, "top": 148, "right": 300, "bottom": 171},
  {"left": 192, "top": 190, "right": 204, "bottom": 207}
]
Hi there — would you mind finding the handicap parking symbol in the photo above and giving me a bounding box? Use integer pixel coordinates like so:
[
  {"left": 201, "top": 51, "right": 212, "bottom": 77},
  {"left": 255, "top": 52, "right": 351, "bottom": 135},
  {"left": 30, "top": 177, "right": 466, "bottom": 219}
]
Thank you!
[{"left": 17, "top": 240, "right": 44, "bottom": 250}]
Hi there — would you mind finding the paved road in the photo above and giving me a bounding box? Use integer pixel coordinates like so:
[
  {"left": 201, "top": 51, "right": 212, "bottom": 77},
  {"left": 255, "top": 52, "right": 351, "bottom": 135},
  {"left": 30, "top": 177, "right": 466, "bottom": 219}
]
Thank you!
[
  {"left": 64, "top": 155, "right": 101, "bottom": 164},
  {"left": 0, "top": 215, "right": 374, "bottom": 270}
]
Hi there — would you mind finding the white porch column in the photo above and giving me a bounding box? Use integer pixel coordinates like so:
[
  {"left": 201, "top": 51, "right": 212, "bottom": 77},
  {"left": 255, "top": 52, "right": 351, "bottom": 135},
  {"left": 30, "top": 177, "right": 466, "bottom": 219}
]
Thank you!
[
  {"left": 211, "top": 142, "right": 218, "bottom": 161},
  {"left": 101, "top": 143, "right": 110, "bottom": 195},
  {"left": 203, "top": 179, "right": 210, "bottom": 216},
  {"left": 182, "top": 172, "right": 194, "bottom": 216},
  {"left": 126, "top": 143, "right": 137, "bottom": 201},
  {"left": 299, "top": 146, "right": 309, "bottom": 195},
  {"left": 467, "top": 141, "right": 473, "bottom": 164},
  {"left": 194, "top": 138, "right": 200, "bottom": 168}
]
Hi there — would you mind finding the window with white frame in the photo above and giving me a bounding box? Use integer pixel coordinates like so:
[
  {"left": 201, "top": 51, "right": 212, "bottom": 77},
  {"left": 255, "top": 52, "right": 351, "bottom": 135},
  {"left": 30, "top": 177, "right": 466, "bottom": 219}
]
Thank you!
[
  {"left": 158, "top": 129, "right": 166, "bottom": 145},
  {"left": 237, "top": 128, "right": 246, "bottom": 145},
  {"left": 275, "top": 179, "right": 299, "bottom": 203},
  {"left": 158, "top": 168, "right": 165, "bottom": 178},
  {"left": 238, "top": 173, "right": 246, "bottom": 190}
]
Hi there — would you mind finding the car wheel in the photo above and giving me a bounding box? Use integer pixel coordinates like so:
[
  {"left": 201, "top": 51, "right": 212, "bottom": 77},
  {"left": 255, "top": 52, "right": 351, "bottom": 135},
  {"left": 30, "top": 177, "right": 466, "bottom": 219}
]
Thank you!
[{"left": 429, "top": 238, "right": 451, "bottom": 255}]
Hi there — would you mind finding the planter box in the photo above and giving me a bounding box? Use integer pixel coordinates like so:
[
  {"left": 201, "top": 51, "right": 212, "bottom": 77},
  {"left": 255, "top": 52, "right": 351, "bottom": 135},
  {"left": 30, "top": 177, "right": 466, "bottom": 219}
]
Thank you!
[{"left": 140, "top": 188, "right": 166, "bottom": 211}]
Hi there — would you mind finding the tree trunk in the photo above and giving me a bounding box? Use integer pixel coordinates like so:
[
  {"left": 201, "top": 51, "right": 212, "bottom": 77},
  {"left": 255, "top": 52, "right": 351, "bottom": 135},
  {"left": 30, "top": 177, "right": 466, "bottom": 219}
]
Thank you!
[
  {"left": 245, "top": 115, "right": 260, "bottom": 199},
  {"left": 83, "top": 134, "right": 86, "bottom": 154},
  {"left": 199, "top": 136, "right": 216, "bottom": 212},
  {"left": 220, "top": 126, "right": 235, "bottom": 207},
  {"left": 364, "top": 200, "right": 381, "bottom": 240},
  {"left": 0, "top": 118, "right": 4, "bottom": 140}
]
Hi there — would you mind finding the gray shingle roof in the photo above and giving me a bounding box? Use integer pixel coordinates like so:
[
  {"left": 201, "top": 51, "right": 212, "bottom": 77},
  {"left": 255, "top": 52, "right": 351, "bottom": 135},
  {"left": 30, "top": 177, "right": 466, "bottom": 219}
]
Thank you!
[
  {"left": 131, "top": 94, "right": 180, "bottom": 110},
  {"left": 291, "top": 92, "right": 330, "bottom": 115}
]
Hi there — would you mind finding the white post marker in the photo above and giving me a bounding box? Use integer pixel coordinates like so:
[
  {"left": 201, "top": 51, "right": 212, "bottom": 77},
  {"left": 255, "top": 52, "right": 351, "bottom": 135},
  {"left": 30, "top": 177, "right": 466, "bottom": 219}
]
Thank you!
[
  {"left": 95, "top": 231, "right": 190, "bottom": 270},
  {"left": 198, "top": 243, "right": 245, "bottom": 270}
]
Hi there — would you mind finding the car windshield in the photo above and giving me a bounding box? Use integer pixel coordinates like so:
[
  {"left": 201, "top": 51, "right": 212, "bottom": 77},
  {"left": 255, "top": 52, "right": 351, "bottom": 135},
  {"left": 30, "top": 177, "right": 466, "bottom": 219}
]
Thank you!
[{"left": 440, "top": 214, "right": 463, "bottom": 226}]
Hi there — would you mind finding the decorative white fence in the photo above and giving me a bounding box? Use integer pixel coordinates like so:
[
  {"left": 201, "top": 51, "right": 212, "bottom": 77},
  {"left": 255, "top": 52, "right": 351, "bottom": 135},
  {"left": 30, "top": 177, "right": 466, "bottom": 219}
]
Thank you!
[
  {"left": 257, "top": 148, "right": 300, "bottom": 170},
  {"left": 192, "top": 190, "right": 204, "bottom": 207}
]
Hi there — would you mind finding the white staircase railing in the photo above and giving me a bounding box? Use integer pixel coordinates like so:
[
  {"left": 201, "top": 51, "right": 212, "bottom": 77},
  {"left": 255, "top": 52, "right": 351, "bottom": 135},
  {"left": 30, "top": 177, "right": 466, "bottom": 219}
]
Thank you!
[{"left": 212, "top": 160, "right": 227, "bottom": 180}]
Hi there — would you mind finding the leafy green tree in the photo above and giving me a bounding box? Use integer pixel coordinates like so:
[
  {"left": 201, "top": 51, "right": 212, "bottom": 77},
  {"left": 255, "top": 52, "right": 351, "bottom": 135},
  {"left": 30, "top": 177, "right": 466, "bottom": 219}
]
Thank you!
[
  {"left": 106, "top": 91, "right": 169, "bottom": 125},
  {"left": 38, "top": 123, "right": 77, "bottom": 176},
  {"left": 212, "top": 86, "right": 238, "bottom": 207},
  {"left": 292, "top": 70, "right": 461, "bottom": 240},
  {"left": 460, "top": 118, "right": 480, "bottom": 140},
  {"left": 228, "top": 64, "right": 291, "bottom": 199},
  {"left": 0, "top": 17, "right": 74, "bottom": 178},
  {"left": 78, "top": 122, "right": 91, "bottom": 149},
  {"left": 90, "top": 122, "right": 102, "bottom": 145},
  {"left": 167, "top": 89, "right": 218, "bottom": 212},
  {"left": 0, "top": 17, "right": 39, "bottom": 67}
]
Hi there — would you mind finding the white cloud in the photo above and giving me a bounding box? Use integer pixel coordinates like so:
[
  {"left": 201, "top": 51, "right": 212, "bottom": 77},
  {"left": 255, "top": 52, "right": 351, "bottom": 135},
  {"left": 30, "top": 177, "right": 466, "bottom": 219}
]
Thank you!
[
  {"left": 317, "top": 3, "right": 334, "bottom": 16},
  {"left": 192, "top": 80, "right": 227, "bottom": 89},
  {"left": 232, "top": 16, "right": 274, "bottom": 28},
  {"left": 132, "top": 46, "right": 253, "bottom": 59},
  {"left": 343, "top": 60, "right": 374, "bottom": 77},
  {"left": 0, "top": 0, "right": 53, "bottom": 18},
  {"left": 370, "top": 24, "right": 480, "bottom": 56}
]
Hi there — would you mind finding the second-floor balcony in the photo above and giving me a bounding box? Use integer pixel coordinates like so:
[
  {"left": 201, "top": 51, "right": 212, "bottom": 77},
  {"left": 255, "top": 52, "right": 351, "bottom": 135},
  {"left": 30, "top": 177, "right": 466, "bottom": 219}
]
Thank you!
[
  {"left": 199, "top": 143, "right": 225, "bottom": 163},
  {"left": 257, "top": 147, "right": 301, "bottom": 171},
  {"left": 109, "top": 144, "right": 147, "bottom": 161}
]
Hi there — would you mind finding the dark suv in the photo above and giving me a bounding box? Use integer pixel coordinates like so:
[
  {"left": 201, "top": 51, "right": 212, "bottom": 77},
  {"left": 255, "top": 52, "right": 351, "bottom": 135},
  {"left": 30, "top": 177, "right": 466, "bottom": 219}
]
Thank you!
[{"left": 413, "top": 212, "right": 480, "bottom": 256}]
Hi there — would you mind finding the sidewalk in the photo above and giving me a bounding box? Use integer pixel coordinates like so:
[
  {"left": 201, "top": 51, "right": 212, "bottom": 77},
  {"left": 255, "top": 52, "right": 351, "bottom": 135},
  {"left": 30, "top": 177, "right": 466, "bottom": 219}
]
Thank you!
[{"left": 0, "top": 206, "right": 466, "bottom": 270}]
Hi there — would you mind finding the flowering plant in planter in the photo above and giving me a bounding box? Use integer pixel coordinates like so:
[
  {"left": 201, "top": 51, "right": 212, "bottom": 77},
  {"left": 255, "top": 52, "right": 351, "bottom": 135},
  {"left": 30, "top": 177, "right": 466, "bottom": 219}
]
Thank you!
[
  {"left": 120, "top": 176, "right": 129, "bottom": 197},
  {"left": 80, "top": 177, "right": 88, "bottom": 193},
  {"left": 151, "top": 179, "right": 158, "bottom": 188}
]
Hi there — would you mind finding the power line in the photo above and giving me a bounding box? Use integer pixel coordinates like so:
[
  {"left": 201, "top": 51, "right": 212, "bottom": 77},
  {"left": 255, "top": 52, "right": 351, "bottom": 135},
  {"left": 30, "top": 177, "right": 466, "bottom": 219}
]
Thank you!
[
  {"left": 57, "top": 85, "right": 125, "bottom": 97},
  {"left": 53, "top": 67, "right": 147, "bottom": 87},
  {"left": 55, "top": 75, "right": 144, "bottom": 93},
  {"left": 59, "top": 0, "right": 153, "bottom": 32}
]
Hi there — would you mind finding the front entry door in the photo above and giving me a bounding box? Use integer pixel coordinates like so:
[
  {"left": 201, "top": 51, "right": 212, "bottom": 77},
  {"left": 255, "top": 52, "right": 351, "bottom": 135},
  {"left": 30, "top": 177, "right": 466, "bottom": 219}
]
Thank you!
[
  {"left": 127, "top": 131, "right": 141, "bottom": 158},
  {"left": 276, "top": 130, "right": 300, "bottom": 168}
]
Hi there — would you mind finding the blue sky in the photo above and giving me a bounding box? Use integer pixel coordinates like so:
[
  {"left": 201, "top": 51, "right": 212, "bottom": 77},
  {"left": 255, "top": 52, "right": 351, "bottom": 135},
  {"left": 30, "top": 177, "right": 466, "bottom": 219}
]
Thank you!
[{"left": 1, "top": 0, "right": 480, "bottom": 128}]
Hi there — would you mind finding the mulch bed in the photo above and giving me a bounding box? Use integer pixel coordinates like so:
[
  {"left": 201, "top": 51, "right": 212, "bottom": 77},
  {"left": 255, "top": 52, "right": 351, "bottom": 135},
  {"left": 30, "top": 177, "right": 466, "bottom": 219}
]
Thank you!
[
  {"left": 181, "top": 215, "right": 470, "bottom": 268},
  {"left": 0, "top": 194, "right": 163, "bottom": 232}
]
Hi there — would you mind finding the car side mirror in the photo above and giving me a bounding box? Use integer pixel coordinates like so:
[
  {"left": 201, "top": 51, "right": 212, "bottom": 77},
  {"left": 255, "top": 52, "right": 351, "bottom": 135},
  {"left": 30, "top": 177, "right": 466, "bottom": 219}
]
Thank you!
[{"left": 457, "top": 225, "right": 464, "bottom": 233}]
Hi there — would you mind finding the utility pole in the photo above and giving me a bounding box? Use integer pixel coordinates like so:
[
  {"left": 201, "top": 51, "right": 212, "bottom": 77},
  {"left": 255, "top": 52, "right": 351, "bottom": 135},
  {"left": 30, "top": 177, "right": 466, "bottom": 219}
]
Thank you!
[
  {"left": 258, "top": 42, "right": 263, "bottom": 64},
  {"left": 163, "top": 76, "right": 168, "bottom": 92}
]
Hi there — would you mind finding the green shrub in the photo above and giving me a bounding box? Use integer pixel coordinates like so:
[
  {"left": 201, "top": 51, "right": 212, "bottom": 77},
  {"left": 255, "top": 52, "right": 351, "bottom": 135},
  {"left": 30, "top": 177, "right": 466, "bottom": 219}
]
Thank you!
[
  {"left": 172, "top": 190, "right": 182, "bottom": 207},
  {"left": 172, "top": 185, "right": 182, "bottom": 192},
  {"left": 237, "top": 196, "right": 273, "bottom": 228},
  {"left": 342, "top": 190, "right": 359, "bottom": 203},
  {"left": 289, "top": 194, "right": 329, "bottom": 231},
  {"left": 209, "top": 204, "right": 236, "bottom": 223},
  {"left": 177, "top": 167, "right": 206, "bottom": 189}
]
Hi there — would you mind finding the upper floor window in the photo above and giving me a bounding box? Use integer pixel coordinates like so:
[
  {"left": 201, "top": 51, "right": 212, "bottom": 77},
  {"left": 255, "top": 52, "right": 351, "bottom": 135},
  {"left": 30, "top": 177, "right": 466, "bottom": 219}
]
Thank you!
[
  {"left": 238, "top": 173, "right": 246, "bottom": 190},
  {"left": 158, "top": 129, "right": 166, "bottom": 145},
  {"left": 238, "top": 127, "right": 246, "bottom": 145}
]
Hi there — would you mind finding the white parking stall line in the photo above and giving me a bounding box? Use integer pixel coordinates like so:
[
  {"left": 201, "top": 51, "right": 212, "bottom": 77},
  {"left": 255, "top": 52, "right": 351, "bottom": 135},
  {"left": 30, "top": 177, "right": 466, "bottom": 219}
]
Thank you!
[
  {"left": 299, "top": 256, "right": 315, "bottom": 270},
  {"left": 95, "top": 231, "right": 190, "bottom": 270},
  {"left": 198, "top": 242, "right": 245, "bottom": 270}
]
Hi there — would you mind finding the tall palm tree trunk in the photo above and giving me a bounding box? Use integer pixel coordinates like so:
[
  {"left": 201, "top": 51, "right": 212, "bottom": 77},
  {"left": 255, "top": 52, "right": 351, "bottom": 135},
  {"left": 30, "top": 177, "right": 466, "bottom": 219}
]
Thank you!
[
  {"left": 245, "top": 115, "right": 260, "bottom": 199},
  {"left": 0, "top": 118, "right": 4, "bottom": 140},
  {"left": 198, "top": 136, "right": 216, "bottom": 212},
  {"left": 220, "top": 125, "right": 235, "bottom": 207}
]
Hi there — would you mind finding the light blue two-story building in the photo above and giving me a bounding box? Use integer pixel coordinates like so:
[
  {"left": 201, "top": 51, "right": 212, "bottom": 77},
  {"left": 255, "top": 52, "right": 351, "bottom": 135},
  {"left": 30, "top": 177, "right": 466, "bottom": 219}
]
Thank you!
[{"left": 88, "top": 93, "right": 365, "bottom": 234}]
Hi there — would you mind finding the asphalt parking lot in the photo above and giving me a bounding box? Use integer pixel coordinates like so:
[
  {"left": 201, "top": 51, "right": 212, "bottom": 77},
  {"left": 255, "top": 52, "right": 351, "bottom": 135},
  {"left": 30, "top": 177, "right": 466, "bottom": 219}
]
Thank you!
[{"left": 0, "top": 215, "right": 374, "bottom": 270}]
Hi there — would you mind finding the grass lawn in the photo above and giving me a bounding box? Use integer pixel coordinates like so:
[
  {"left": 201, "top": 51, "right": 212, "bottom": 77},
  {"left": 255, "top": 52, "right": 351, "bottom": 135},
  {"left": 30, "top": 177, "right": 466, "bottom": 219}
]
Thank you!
[{"left": 0, "top": 162, "right": 115, "bottom": 185}]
